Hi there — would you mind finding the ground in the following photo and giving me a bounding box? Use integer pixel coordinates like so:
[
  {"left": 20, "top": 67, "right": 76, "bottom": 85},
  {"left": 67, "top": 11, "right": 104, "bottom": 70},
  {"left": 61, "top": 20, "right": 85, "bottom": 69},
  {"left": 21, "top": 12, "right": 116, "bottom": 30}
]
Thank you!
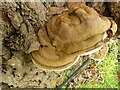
[{"left": 1, "top": 1, "right": 120, "bottom": 89}]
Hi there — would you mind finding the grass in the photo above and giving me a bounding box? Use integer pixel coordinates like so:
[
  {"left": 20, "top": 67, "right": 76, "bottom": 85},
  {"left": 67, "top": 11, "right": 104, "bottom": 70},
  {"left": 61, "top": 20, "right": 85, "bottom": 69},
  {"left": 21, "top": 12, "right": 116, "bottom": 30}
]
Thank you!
[
  {"left": 79, "top": 41, "right": 118, "bottom": 88},
  {"left": 63, "top": 40, "right": 119, "bottom": 88}
]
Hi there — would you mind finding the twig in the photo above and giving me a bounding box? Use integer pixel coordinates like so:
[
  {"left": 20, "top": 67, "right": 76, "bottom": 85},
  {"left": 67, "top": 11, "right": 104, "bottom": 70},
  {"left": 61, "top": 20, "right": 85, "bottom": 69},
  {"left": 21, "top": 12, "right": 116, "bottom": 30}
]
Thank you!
[{"left": 56, "top": 58, "right": 92, "bottom": 90}]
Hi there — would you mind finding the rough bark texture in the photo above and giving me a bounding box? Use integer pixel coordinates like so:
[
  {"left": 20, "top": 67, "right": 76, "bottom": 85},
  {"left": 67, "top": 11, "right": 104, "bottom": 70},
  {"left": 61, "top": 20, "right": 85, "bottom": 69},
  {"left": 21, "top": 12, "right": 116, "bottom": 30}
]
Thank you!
[{"left": 1, "top": 1, "right": 120, "bottom": 88}]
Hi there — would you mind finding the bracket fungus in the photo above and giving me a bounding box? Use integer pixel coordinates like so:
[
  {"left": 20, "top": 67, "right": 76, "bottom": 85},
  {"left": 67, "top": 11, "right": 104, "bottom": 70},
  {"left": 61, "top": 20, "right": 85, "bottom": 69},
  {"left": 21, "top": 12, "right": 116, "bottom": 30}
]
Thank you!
[{"left": 31, "top": 2, "right": 117, "bottom": 71}]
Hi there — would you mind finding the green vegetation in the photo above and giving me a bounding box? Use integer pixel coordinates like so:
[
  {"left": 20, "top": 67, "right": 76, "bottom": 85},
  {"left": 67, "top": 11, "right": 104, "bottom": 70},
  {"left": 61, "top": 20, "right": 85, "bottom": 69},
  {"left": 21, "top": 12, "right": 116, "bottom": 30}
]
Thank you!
[
  {"left": 79, "top": 41, "right": 118, "bottom": 88},
  {"left": 117, "top": 40, "right": 120, "bottom": 51},
  {"left": 63, "top": 41, "right": 119, "bottom": 88}
]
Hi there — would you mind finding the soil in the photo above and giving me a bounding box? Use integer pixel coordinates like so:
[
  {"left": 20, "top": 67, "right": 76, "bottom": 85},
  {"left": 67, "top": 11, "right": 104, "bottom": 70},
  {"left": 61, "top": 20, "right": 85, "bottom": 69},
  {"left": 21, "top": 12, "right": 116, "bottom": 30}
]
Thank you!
[{"left": 1, "top": 1, "right": 120, "bottom": 88}]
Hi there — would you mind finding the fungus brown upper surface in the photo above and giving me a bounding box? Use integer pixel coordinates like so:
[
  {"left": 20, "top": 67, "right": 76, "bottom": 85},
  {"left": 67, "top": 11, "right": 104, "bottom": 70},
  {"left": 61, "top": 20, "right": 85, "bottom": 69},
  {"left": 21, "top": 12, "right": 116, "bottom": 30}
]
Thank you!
[{"left": 31, "top": 2, "right": 117, "bottom": 71}]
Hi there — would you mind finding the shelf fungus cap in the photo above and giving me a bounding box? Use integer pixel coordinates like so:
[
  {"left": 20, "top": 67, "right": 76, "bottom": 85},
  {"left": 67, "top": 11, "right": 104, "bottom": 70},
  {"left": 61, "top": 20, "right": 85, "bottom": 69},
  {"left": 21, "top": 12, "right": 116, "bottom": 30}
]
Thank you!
[{"left": 31, "top": 3, "right": 117, "bottom": 71}]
